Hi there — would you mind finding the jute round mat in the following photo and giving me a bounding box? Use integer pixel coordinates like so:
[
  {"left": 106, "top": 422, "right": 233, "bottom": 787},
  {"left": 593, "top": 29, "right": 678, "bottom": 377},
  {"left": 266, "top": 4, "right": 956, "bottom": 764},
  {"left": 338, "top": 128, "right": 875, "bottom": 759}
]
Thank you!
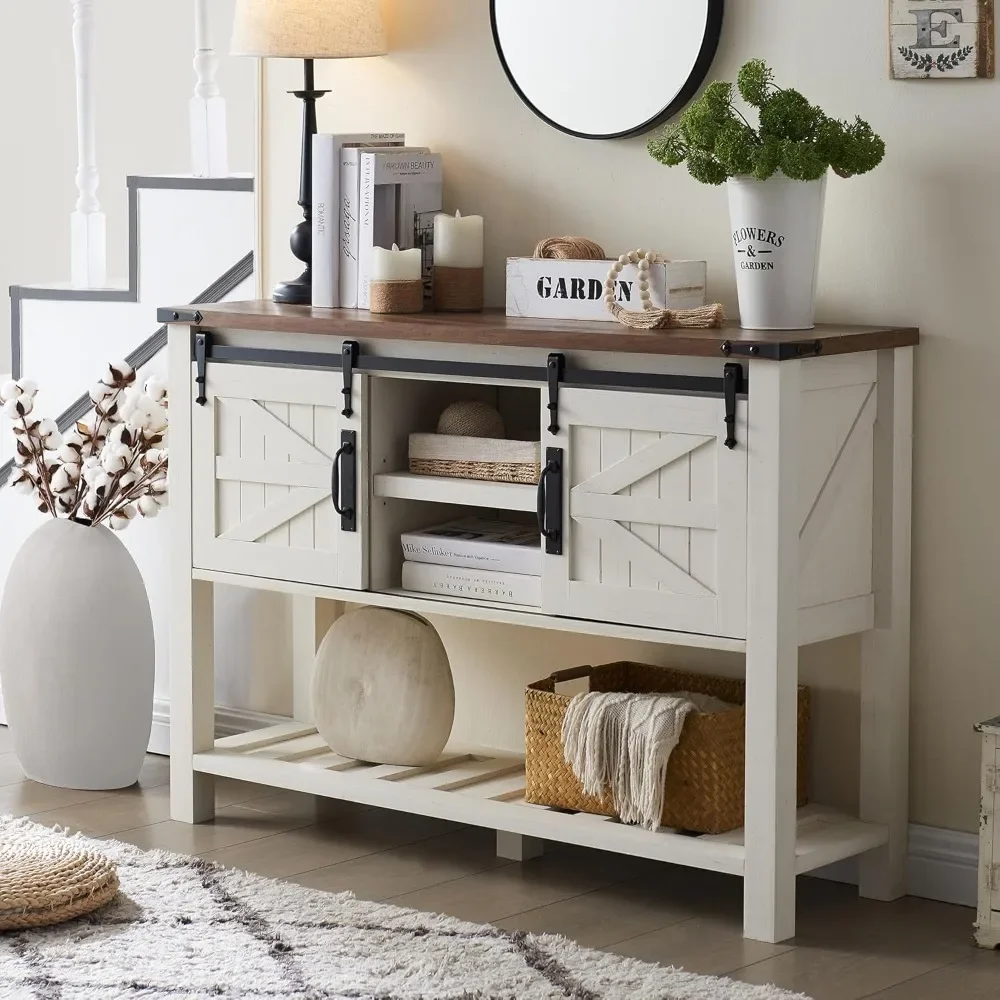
[{"left": 0, "top": 827, "right": 119, "bottom": 931}]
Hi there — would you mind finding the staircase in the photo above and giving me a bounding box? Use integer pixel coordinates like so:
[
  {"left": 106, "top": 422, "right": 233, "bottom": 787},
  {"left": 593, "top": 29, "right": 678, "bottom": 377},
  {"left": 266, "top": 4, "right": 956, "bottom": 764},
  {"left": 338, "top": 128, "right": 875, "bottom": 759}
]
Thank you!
[{"left": 0, "top": 2, "right": 277, "bottom": 752}]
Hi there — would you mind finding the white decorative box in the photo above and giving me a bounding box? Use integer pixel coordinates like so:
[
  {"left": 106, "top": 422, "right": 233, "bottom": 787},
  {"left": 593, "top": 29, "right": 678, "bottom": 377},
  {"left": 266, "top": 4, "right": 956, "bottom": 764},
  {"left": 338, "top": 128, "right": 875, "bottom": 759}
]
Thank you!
[{"left": 505, "top": 257, "right": 707, "bottom": 322}]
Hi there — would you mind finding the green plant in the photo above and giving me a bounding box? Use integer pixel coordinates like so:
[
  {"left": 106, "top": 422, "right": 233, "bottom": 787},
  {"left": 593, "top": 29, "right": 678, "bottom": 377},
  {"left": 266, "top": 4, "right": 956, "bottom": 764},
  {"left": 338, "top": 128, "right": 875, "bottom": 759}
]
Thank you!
[{"left": 647, "top": 60, "right": 885, "bottom": 185}]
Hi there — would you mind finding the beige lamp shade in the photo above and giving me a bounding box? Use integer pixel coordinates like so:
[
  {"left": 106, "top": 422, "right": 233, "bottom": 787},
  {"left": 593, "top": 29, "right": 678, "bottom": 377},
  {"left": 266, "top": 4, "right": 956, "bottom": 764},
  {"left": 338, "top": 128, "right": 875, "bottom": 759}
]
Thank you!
[{"left": 231, "top": 0, "right": 387, "bottom": 59}]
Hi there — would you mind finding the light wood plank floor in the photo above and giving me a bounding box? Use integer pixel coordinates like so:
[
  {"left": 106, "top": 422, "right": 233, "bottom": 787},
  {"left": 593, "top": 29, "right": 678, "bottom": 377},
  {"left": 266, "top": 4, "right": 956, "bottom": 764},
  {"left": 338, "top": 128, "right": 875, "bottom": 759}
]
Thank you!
[{"left": 0, "top": 732, "right": 990, "bottom": 999}]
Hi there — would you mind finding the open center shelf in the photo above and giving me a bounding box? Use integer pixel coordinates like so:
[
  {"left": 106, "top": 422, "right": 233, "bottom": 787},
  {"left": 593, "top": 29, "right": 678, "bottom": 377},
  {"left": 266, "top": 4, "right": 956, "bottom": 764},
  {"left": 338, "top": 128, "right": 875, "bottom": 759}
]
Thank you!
[
  {"left": 196, "top": 722, "right": 888, "bottom": 877},
  {"left": 373, "top": 472, "right": 537, "bottom": 512}
]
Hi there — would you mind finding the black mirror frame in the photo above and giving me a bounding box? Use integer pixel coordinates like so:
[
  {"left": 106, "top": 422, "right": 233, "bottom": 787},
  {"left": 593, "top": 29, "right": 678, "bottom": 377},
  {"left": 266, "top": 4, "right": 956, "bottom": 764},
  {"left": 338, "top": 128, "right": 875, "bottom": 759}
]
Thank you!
[{"left": 489, "top": 0, "right": 725, "bottom": 141}]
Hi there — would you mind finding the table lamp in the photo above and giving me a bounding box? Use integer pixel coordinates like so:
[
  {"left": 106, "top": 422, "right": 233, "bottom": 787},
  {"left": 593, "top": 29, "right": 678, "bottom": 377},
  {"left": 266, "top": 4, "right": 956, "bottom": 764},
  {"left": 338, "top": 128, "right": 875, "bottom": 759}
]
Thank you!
[{"left": 231, "top": 0, "right": 387, "bottom": 305}]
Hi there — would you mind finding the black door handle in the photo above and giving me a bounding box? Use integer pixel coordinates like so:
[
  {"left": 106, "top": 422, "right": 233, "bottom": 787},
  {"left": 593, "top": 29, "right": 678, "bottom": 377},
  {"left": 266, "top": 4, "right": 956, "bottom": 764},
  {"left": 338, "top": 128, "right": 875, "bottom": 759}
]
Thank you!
[
  {"left": 331, "top": 432, "right": 357, "bottom": 531},
  {"left": 535, "top": 448, "right": 563, "bottom": 555}
]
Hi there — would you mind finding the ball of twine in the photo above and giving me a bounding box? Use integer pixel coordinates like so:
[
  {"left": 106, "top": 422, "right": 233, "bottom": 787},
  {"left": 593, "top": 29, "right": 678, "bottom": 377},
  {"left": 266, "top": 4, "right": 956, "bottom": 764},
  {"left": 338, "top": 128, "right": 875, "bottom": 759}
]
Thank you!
[
  {"left": 533, "top": 237, "right": 607, "bottom": 261},
  {"left": 437, "top": 401, "right": 506, "bottom": 439}
]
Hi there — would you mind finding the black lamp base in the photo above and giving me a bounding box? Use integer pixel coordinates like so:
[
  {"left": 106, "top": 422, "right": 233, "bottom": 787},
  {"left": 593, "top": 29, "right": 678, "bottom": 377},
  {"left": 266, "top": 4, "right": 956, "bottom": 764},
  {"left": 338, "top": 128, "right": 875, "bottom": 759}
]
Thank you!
[{"left": 273, "top": 268, "right": 312, "bottom": 306}]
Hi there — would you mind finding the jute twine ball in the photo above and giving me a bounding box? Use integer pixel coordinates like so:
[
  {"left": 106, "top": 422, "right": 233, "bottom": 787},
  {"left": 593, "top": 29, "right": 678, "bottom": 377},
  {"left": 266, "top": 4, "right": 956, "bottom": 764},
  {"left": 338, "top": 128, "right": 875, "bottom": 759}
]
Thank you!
[
  {"left": 437, "top": 401, "right": 505, "bottom": 439},
  {"left": 0, "top": 829, "right": 119, "bottom": 930}
]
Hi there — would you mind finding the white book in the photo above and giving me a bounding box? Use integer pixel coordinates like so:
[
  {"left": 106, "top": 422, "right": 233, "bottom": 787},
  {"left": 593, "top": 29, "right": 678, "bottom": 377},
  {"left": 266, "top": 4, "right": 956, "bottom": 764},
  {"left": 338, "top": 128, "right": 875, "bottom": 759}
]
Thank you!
[
  {"left": 401, "top": 562, "right": 541, "bottom": 607},
  {"left": 357, "top": 149, "right": 442, "bottom": 310},
  {"left": 401, "top": 518, "right": 541, "bottom": 576},
  {"left": 335, "top": 134, "right": 406, "bottom": 308}
]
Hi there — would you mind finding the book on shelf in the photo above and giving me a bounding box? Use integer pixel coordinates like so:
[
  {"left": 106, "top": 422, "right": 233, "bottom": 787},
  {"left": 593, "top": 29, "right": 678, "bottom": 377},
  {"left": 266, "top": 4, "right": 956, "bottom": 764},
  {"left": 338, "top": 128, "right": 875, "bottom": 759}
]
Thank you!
[
  {"left": 357, "top": 148, "right": 442, "bottom": 310},
  {"left": 312, "top": 133, "right": 405, "bottom": 309},
  {"left": 400, "top": 517, "right": 541, "bottom": 576},
  {"left": 401, "top": 561, "right": 541, "bottom": 607}
]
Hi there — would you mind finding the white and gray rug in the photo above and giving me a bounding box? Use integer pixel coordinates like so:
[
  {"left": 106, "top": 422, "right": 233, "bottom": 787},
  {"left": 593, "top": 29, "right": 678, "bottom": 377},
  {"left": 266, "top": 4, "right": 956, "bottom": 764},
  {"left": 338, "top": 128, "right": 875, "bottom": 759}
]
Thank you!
[{"left": 0, "top": 817, "right": 808, "bottom": 1000}]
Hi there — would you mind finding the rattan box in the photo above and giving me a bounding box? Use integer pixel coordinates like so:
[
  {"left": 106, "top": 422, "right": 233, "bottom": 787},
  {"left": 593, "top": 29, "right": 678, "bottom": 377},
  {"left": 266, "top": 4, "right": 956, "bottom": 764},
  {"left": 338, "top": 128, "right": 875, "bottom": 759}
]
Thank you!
[
  {"left": 409, "top": 433, "right": 541, "bottom": 485},
  {"left": 525, "top": 662, "right": 810, "bottom": 834}
]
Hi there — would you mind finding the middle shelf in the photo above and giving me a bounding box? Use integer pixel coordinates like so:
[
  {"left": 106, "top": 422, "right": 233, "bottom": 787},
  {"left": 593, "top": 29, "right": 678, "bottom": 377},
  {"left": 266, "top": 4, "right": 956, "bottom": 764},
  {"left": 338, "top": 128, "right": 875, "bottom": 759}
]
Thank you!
[{"left": 373, "top": 471, "right": 537, "bottom": 512}]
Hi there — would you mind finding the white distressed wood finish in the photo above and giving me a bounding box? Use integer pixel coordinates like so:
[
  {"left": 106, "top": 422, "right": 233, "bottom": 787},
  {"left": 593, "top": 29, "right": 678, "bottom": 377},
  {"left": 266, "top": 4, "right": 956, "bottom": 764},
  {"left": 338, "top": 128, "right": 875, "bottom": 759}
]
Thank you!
[
  {"left": 743, "top": 359, "right": 801, "bottom": 944},
  {"left": 70, "top": 0, "right": 107, "bottom": 288},
  {"left": 170, "top": 320, "right": 915, "bottom": 943},
  {"left": 190, "top": 0, "right": 229, "bottom": 178},
  {"left": 890, "top": 0, "right": 994, "bottom": 79},
  {"left": 496, "top": 831, "right": 545, "bottom": 861},
  {"left": 542, "top": 387, "right": 748, "bottom": 637},
  {"left": 860, "top": 347, "right": 914, "bottom": 902},
  {"left": 975, "top": 727, "right": 1000, "bottom": 947},
  {"left": 373, "top": 472, "right": 536, "bottom": 511},
  {"left": 190, "top": 722, "right": 887, "bottom": 875},
  {"left": 168, "top": 326, "right": 215, "bottom": 822},
  {"left": 193, "top": 568, "right": 750, "bottom": 651},
  {"left": 192, "top": 364, "right": 366, "bottom": 589}
]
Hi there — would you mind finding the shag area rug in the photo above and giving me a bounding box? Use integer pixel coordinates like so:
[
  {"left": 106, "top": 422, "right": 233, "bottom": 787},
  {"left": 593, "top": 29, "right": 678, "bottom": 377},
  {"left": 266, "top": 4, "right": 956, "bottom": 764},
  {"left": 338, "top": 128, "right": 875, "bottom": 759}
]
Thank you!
[{"left": 0, "top": 817, "right": 809, "bottom": 1000}]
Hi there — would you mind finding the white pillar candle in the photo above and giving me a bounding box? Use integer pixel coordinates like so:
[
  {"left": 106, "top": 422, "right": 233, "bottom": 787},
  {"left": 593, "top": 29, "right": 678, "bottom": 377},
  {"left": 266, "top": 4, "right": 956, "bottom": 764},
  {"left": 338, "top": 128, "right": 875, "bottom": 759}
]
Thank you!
[
  {"left": 371, "top": 243, "right": 422, "bottom": 281},
  {"left": 434, "top": 211, "right": 485, "bottom": 269}
]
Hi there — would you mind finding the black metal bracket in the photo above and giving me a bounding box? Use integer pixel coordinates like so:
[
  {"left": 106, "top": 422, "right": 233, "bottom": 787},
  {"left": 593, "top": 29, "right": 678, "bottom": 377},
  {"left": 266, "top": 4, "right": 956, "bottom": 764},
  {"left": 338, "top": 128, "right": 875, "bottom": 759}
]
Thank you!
[
  {"left": 546, "top": 353, "right": 565, "bottom": 434},
  {"left": 194, "top": 331, "right": 211, "bottom": 406},
  {"left": 536, "top": 447, "right": 564, "bottom": 555},
  {"left": 723, "top": 362, "right": 743, "bottom": 450},
  {"left": 158, "top": 308, "right": 204, "bottom": 325},
  {"left": 720, "top": 339, "right": 822, "bottom": 361},
  {"left": 341, "top": 341, "right": 359, "bottom": 418},
  {"left": 331, "top": 430, "right": 357, "bottom": 532}
]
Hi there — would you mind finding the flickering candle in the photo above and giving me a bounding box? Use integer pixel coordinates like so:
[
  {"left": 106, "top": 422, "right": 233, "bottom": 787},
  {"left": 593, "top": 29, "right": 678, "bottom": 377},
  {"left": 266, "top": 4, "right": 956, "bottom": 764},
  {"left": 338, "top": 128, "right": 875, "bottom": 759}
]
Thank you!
[
  {"left": 371, "top": 244, "right": 422, "bottom": 282},
  {"left": 433, "top": 211, "right": 485, "bottom": 269}
]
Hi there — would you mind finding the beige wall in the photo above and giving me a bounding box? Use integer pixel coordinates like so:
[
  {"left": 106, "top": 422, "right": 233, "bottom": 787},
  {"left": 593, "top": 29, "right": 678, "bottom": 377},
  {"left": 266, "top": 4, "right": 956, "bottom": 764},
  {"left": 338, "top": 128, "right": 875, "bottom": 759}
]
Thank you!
[
  {"left": 0, "top": 0, "right": 257, "bottom": 373},
  {"left": 261, "top": 0, "right": 1000, "bottom": 834}
]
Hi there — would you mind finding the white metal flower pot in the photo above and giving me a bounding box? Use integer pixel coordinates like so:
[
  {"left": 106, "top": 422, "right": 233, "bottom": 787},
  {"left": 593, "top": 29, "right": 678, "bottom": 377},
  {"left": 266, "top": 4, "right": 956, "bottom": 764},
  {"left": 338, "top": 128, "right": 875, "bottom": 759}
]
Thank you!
[
  {"left": 727, "top": 172, "right": 827, "bottom": 330},
  {"left": 0, "top": 518, "right": 154, "bottom": 789}
]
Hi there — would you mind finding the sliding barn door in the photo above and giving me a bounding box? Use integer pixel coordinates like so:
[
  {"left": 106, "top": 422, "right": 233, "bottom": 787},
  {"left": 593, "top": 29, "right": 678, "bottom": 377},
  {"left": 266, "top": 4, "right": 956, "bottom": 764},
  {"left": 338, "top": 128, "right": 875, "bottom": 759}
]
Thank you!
[
  {"left": 543, "top": 388, "right": 747, "bottom": 638},
  {"left": 191, "top": 363, "right": 365, "bottom": 589}
]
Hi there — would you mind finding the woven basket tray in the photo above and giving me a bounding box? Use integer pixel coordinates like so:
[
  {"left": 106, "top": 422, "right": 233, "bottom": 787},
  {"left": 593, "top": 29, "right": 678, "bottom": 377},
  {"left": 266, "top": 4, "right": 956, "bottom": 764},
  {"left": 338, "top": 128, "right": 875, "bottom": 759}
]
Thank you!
[
  {"left": 525, "top": 662, "right": 810, "bottom": 834},
  {"left": 409, "top": 433, "right": 541, "bottom": 485}
]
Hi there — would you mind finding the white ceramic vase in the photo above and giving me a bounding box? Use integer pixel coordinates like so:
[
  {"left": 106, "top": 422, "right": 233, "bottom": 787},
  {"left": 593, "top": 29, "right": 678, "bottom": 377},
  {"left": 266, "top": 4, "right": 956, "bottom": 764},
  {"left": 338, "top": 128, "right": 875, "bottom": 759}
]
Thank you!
[
  {"left": 312, "top": 607, "right": 455, "bottom": 766},
  {"left": 0, "top": 519, "right": 154, "bottom": 789},
  {"left": 727, "top": 172, "right": 828, "bottom": 330}
]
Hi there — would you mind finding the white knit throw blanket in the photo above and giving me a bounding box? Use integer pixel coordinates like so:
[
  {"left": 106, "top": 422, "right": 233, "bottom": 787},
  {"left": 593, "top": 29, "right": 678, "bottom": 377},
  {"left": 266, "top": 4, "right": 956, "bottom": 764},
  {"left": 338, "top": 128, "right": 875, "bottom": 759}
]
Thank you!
[{"left": 562, "top": 691, "right": 713, "bottom": 831}]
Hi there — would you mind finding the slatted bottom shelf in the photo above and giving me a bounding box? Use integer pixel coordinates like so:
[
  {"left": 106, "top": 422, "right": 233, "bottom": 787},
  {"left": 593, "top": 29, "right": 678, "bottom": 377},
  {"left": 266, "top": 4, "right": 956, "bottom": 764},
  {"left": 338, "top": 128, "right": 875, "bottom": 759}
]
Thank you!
[{"left": 194, "top": 722, "right": 888, "bottom": 877}]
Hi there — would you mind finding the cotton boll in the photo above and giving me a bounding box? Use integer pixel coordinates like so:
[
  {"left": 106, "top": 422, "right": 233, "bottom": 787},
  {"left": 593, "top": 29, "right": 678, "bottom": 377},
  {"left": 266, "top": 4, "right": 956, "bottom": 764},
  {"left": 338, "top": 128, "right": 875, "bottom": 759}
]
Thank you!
[
  {"left": 0, "top": 380, "right": 19, "bottom": 403},
  {"left": 137, "top": 495, "right": 160, "bottom": 518},
  {"left": 43, "top": 430, "right": 63, "bottom": 452},
  {"left": 36, "top": 418, "right": 57, "bottom": 438},
  {"left": 11, "top": 473, "right": 35, "bottom": 495},
  {"left": 18, "top": 379, "right": 37, "bottom": 398},
  {"left": 89, "top": 383, "right": 113, "bottom": 404},
  {"left": 144, "top": 377, "right": 167, "bottom": 402},
  {"left": 49, "top": 467, "right": 71, "bottom": 494},
  {"left": 118, "top": 471, "right": 137, "bottom": 490},
  {"left": 3, "top": 397, "right": 30, "bottom": 419},
  {"left": 100, "top": 450, "right": 126, "bottom": 474}
]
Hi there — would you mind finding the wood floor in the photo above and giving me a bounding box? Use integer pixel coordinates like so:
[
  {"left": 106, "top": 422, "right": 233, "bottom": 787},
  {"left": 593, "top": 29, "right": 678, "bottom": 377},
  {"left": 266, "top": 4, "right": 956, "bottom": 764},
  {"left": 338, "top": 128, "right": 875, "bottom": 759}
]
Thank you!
[{"left": 0, "top": 730, "right": 991, "bottom": 999}]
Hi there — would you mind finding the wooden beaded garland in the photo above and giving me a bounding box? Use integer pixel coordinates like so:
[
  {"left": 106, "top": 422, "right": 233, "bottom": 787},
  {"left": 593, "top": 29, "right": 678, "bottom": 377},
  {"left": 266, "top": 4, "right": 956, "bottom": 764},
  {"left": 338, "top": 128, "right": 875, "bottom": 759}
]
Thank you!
[{"left": 604, "top": 248, "right": 726, "bottom": 331}]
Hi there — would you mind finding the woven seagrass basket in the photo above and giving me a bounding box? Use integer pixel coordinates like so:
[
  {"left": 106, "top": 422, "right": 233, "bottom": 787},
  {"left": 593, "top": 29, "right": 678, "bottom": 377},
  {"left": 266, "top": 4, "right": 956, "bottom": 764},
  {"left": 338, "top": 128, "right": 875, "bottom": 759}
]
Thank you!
[
  {"left": 409, "top": 433, "right": 541, "bottom": 485},
  {"left": 525, "top": 662, "right": 810, "bottom": 834}
]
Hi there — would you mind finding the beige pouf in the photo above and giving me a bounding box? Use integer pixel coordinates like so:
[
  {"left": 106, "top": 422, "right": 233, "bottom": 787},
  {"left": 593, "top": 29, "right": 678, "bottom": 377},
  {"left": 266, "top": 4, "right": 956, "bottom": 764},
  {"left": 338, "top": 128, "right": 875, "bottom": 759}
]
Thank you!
[{"left": 0, "top": 828, "right": 119, "bottom": 931}]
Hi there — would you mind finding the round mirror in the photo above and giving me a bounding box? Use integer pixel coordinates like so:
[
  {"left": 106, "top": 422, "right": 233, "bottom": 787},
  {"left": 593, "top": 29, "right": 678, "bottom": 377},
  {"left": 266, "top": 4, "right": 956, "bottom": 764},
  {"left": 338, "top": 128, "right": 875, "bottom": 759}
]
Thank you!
[{"left": 490, "top": 0, "right": 724, "bottom": 140}]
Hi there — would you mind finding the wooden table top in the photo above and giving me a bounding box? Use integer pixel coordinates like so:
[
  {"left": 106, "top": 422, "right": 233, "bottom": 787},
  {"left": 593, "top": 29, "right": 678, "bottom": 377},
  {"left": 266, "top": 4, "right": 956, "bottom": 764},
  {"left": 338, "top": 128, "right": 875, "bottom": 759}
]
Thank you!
[{"left": 164, "top": 301, "right": 919, "bottom": 361}]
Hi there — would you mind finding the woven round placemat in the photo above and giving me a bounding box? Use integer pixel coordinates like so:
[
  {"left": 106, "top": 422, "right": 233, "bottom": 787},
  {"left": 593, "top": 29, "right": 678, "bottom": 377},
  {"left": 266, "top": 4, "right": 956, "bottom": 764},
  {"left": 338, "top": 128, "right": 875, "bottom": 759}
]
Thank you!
[{"left": 0, "top": 830, "right": 119, "bottom": 931}]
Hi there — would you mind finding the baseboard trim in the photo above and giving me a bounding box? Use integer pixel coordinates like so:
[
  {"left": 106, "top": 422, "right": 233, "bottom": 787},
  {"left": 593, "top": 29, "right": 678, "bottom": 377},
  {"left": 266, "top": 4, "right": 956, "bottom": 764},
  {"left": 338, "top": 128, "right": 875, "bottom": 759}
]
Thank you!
[
  {"left": 148, "top": 699, "right": 290, "bottom": 757},
  {"left": 146, "top": 706, "right": 980, "bottom": 909}
]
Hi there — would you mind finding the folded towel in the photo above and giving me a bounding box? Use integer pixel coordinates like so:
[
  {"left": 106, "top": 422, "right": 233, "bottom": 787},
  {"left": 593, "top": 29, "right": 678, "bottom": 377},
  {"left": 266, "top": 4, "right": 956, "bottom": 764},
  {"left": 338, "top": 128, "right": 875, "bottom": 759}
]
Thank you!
[{"left": 561, "top": 690, "right": 733, "bottom": 831}]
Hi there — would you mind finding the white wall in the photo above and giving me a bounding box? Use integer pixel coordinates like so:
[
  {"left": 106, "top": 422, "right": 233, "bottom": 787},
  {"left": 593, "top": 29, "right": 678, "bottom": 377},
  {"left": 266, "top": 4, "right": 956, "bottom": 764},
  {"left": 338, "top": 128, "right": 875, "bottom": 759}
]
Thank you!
[
  {"left": 258, "top": 0, "right": 1000, "bottom": 835},
  {"left": 0, "top": 0, "right": 257, "bottom": 372}
]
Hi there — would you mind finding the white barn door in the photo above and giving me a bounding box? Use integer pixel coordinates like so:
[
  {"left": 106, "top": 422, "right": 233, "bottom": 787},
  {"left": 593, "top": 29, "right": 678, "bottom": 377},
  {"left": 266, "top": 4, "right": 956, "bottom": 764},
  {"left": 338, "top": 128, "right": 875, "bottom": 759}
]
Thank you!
[
  {"left": 192, "top": 363, "right": 365, "bottom": 589},
  {"left": 543, "top": 387, "right": 747, "bottom": 638}
]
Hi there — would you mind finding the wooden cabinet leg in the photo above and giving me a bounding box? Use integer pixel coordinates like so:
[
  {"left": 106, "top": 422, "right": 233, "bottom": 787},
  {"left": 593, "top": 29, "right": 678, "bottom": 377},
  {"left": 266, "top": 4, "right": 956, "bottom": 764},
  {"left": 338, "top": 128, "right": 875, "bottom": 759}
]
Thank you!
[
  {"left": 170, "top": 580, "right": 216, "bottom": 824},
  {"left": 497, "top": 831, "right": 544, "bottom": 861},
  {"left": 743, "top": 359, "right": 801, "bottom": 944},
  {"left": 860, "top": 347, "right": 913, "bottom": 901}
]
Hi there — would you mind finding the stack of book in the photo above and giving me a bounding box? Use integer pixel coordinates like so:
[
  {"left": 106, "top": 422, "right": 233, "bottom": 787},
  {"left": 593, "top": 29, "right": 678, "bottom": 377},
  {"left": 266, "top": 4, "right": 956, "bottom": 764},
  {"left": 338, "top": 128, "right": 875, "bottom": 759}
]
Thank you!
[
  {"left": 400, "top": 518, "right": 542, "bottom": 607},
  {"left": 312, "top": 133, "right": 443, "bottom": 310}
]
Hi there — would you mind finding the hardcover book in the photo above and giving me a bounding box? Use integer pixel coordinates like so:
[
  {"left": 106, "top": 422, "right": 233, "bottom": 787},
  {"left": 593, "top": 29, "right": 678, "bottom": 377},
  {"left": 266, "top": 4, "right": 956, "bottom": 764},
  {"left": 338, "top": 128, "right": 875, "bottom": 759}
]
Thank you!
[
  {"left": 401, "top": 517, "right": 542, "bottom": 576},
  {"left": 401, "top": 561, "right": 541, "bottom": 607},
  {"left": 357, "top": 149, "right": 442, "bottom": 310},
  {"left": 317, "top": 133, "right": 404, "bottom": 309}
]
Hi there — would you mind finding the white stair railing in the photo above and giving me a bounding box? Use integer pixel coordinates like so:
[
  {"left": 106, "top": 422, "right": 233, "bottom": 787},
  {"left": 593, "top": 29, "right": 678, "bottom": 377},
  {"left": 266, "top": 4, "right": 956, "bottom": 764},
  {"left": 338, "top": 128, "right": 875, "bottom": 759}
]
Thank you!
[
  {"left": 190, "top": 0, "right": 229, "bottom": 178},
  {"left": 70, "top": 0, "right": 107, "bottom": 288}
]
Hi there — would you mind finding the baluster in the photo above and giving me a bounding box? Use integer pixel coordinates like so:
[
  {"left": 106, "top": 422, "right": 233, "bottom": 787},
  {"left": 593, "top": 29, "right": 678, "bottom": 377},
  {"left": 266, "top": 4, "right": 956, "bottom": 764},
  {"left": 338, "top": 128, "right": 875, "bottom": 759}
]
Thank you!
[
  {"left": 190, "top": 0, "right": 229, "bottom": 178},
  {"left": 70, "top": 0, "right": 107, "bottom": 288}
]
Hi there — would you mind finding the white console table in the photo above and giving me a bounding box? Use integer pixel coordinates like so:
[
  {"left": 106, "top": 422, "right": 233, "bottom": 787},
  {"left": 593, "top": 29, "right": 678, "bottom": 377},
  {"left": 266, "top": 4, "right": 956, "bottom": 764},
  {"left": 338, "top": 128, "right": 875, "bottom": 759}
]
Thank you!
[{"left": 165, "top": 301, "right": 917, "bottom": 943}]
